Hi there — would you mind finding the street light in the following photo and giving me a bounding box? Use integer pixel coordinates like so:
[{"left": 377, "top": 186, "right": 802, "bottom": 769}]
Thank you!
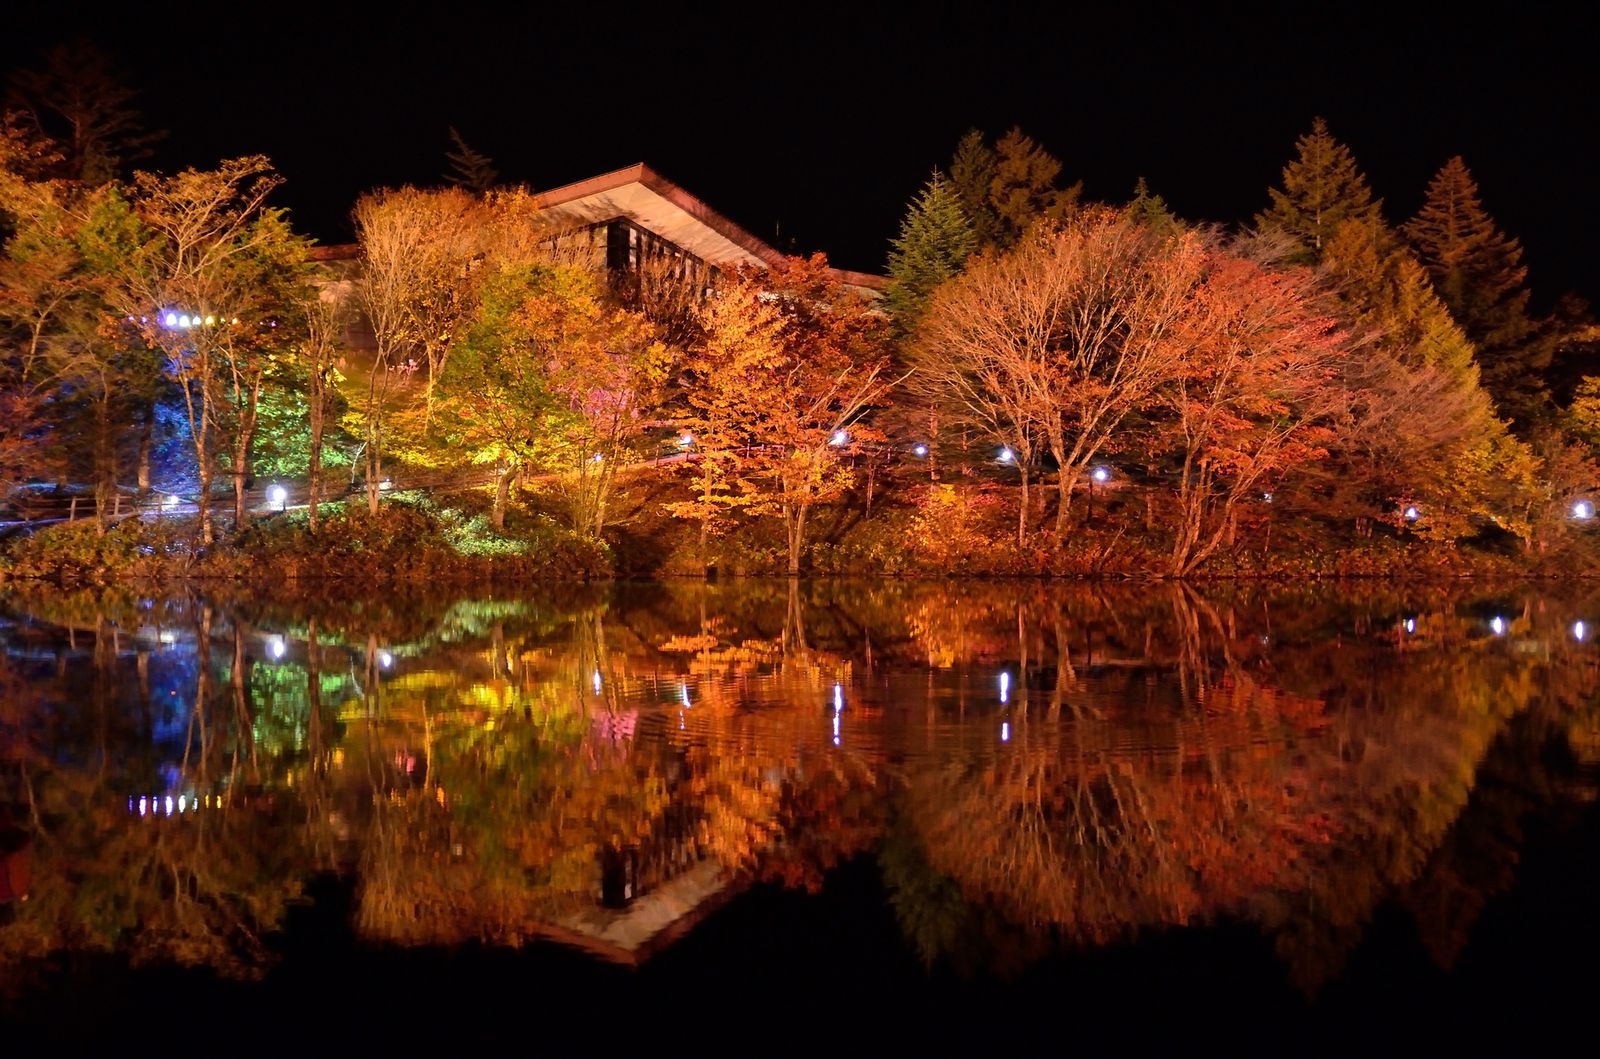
[
  {"left": 267, "top": 484, "right": 287, "bottom": 511},
  {"left": 1572, "top": 500, "right": 1594, "bottom": 520},
  {"left": 1404, "top": 505, "right": 1421, "bottom": 522},
  {"left": 830, "top": 429, "right": 848, "bottom": 447},
  {"left": 912, "top": 443, "right": 928, "bottom": 457},
  {"left": 998, "top": 447, "right": 1015, "bottom": 464}
]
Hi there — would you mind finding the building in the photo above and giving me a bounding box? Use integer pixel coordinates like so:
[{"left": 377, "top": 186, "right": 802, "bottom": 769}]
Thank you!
[{"left": 310, "top": 162, "right": 885, "bottom": 299}]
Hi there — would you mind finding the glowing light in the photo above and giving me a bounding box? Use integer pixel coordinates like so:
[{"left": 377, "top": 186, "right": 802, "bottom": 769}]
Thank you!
[
  {"left": 1404, "top": 505, "right": 1420, "bottom": 521},
  {"left": 1092, "top": 466, "right": 1110, "bottom": 483},
  {"left": 164, "top": 312, "right": 178, "bottom": 328},
  {"left": 679, "top": 711, "right": 685, "bottom": 730},
  {"left": 1001, "top": 721, "right": 1010, "bottom": 743},
  {"left": 998, "top": 447, "right": 1015, "bottom": 464},
  {"left": 681, "top": 683, "right": 692, "bottom": 708},
  {"left": 162, "top": 493, "right": 180, "bottom": 510},
  {"left": 913, "top": 444, "right": 928, "bottom": 457},
  {"left": 139, "top": 796, "right": 148, "bottom": 816},
  {"left": 1574, "top": 620, "right": 1587, "bottom": 642},
  {"left": 1490, "top": 616, "right": 1506, "bottom": 636},
  {"left": 833, "top": 683, "right": 844, "bottom": 713},
  {"left": 679, "top": 432, "right": 694, "bottom": 447},
  {"left": 268, "top": 635, "right": 286, "bottom": 660},
  {"left": 378, "top": 478, "right": 393, "bottom": 491},
  {"left": 178, "top": 314, "right": 192, "bottom": 328},
  {"left": 832, "top": 712, "right": 840, "bottom": 746},
  {"left": 378, "top": 650, "right": 393, "bottom": 669},
  {"left": 165, "top": 795, "right": 174, "bottom": 816},
  {"left": 1404, "top": 618, "right": 1416, "bottom": 634},
  {"left": 999, "top": 671, "right": 1009, "bottom": 704},
  {"left": 178, "top": 795, "right": 187, "bottom": 813},
  {"left": 267, "top": 484, "right": 288, "bottom": 508},
  {"left": 204, "top": 315, "right": 215, "bottom": 326},
  {"left": 830, "top": 429, "right": 848, "bottom": 447},
  {"left": 592, "top": 669, "right": 603, "bottom": 694},
  {"left": 1572, "top": 500, "right": 1594, "bottom": 520},
  {"left": 1263, "top": 492, "right": 1274, "bottom": 503},
  {"left": 592, "top": 453, "right": 604, "bottom": 463},
  {"left": 158, "top": 630, "right": 177, "bottom": 645}
]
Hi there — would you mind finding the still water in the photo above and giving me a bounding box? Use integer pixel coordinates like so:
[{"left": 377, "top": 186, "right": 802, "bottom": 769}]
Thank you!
[{"left": 2, "top": 579, "right": 1598, "bottom": 1050}]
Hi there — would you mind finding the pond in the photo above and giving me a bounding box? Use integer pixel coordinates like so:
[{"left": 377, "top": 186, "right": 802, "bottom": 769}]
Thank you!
[{"left": 2, "top": 579, "right": 1598, "bottom": 1051}]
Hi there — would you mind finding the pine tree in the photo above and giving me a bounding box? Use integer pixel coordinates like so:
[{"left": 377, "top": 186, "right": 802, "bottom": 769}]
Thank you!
[
  {"left": 1404, "top": 156, "right": 1546, "bottom": 418},
  {"left": 1126, "top": 177, "right": 1179, "bottom": 232},
  {"left": 1257, "top": 117, "right": 1382, "bottom": 262},
  {"left": 988, "top": 127, "right": 1080, "bottom": 245},
  {"left": 6, "top": 41, "right": 162, "bottom": 184},
  {"left": 948, "top": 129, "right": 1002, "bottom": 248},
  {"left": 885, "top": 171, "right": 977, "bottom": 331},
  {"left": 444, "top": 127, "right": 499, "bottom": 194}
]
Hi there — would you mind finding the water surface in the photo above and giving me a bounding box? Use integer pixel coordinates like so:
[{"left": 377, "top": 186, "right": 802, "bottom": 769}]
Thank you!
[{"left": 2, "top": 579, "right": 1598, "bottom": 1050}]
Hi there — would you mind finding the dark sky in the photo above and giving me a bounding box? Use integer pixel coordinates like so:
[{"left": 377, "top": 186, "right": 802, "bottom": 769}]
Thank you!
[{"left": 5, "top": 5, "right": 1598, "bottom": 305}]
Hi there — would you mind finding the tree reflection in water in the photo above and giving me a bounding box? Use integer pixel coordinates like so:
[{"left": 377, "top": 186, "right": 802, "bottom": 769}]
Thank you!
[{"left": 0, "top": 579, "right": 1595, "bottom": 993}]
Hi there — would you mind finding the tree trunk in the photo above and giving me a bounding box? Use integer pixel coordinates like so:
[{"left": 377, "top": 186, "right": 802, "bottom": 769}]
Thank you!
[
  {"left": 492, "top": 464, "right": 514, "bottom": 530},
  {"left": 307, "top": 382, "right": 324, "bottom": 533},
  {"left": 137, "top": 406, "right": 152, "bottom": 495},
  {"left": 364, "top": 418, "right": 382, "bottom": 516},
  {"left": 232, "top": 439, "right": 250, "bottom": 529},
  {"left": 786, "top": 500, "right": 808, "bottom": 576},
  {"left": 1017, "top": 465, "right": 1031, "bottom": 548}
]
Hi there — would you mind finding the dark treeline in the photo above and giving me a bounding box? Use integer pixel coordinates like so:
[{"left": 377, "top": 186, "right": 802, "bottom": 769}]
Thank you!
[{"left": 1, "top": 46, "right": 1598, "bottom": 579}]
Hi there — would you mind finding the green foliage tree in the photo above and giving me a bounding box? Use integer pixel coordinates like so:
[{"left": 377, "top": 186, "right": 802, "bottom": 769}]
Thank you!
[
  {"left": 947, "top": 129, "right": 1002, "bottom": 249},
  {"left": 885, "top": 171, "right": 975, "bottom": 331},
  {"left": 1257, "top": 117, "right": 1382, "bottom": 262}
]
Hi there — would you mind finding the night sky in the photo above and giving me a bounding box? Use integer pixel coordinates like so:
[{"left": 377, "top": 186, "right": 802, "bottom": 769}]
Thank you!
[{"left": 4, "top": 5, "right": 1598, "bottom": 306}]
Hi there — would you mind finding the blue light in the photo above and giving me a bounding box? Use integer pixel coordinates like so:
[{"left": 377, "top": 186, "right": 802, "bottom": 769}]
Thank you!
[
  {"left": 1490, "top": 616, "right": 1506, "bottom": 636},
  {"left": 163, "top": 312, "right": 177, "bottom": 328},
  {"left": 1404, "top": 505, "right": 1420, "bottom": 521},
  {"left": 999, "top": 671, "right": 1009, "bottom": 704},
  {"left": 998, "top": 447, "right": 1014, "bottom": 464},
  {"left": 681, "top": 683, "right": 692, "bottom": 708},
  {"left": 1574, "top": 621, "right": 1587, "bottom": 642},
  {"left": 833, "top": 683, "right": 843, "bottom": 713},
  {"left": 593, "top": 669, "right": 602, "bottom": 694},
  {"left": 913, "top": 444, "right": 928, "bottom": 457},
  {"left": 1404, "top": 618, "right": 1416, "bottom": 634},
  {"left": 1092, "top": 466, "right": 1110, "bottom": 483},
  {"left": 830, "top": 429, "right": 848, "bottom": 447},
  {"left": 1001, "top": 721, "right": 1010, "bottom": 742}
]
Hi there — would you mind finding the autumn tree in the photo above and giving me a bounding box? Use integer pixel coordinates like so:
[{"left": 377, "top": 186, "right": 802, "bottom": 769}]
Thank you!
[
  {"left": 438, "top": 263, "right": 667, "bottom": 532},
  {"left": 119, "top": 156, "right": 312, "bottom": 542},
  {"left": 1157, "top": 248, "right": 1347, "bottom": 574},
  {"left": 295, "top": 282, "right": 347, "bottom": 531},
  {"left": 682, "top": 255, "right": 890, "bottom": 575},
  {"left": 1404, "top": 156, "right": 1547, "bottom": 420},
  {"left": 910, "top": 209, "right": 1196, "bottom": 542},
  {"left": 885, "top": 171, "right": 975, "bottom": 332},
  {"left": 1256, "top": 118, "right": 1382, "bottom": 262}
]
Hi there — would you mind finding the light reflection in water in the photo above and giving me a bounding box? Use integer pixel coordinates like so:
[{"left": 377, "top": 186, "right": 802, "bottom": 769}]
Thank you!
[{"left": 1, "top": 580, "right": 1597, "bottom": 996}]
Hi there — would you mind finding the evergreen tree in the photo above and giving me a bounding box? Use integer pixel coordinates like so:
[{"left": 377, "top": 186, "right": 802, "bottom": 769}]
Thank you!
[
  {"left": 444, "top": 127, "right": 499, "bottom": 194},
  {"left": 988, "top": 127, "right": 1080, "bottom": 245},
  {"left": 1257, "top": 117, "right": 1382, "bottom": 262},
  {"left": 948, "top": 129, "right": 1002, "bottom": 248},
  {"left": 1126, "top": 177, "right": 1179, "bottom": 232},
  {"left": 885, "top": 171, "right": 976, "bottom": 331},
  {"left": 6, "top": 41, "right": 161, "bottom": 184},
  {"left": 1404, "top": 156, "right": 1546, "bottom": 419}
]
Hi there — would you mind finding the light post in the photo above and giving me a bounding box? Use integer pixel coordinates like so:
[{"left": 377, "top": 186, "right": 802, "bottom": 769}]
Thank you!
[{"left": 267, "top": 484, "right": 288, "bottom": 512}]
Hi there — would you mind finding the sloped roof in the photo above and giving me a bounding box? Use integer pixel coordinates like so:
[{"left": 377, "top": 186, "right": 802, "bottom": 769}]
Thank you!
[{"left": 314, "top": 164, "right": 884, "bottom": 293}]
